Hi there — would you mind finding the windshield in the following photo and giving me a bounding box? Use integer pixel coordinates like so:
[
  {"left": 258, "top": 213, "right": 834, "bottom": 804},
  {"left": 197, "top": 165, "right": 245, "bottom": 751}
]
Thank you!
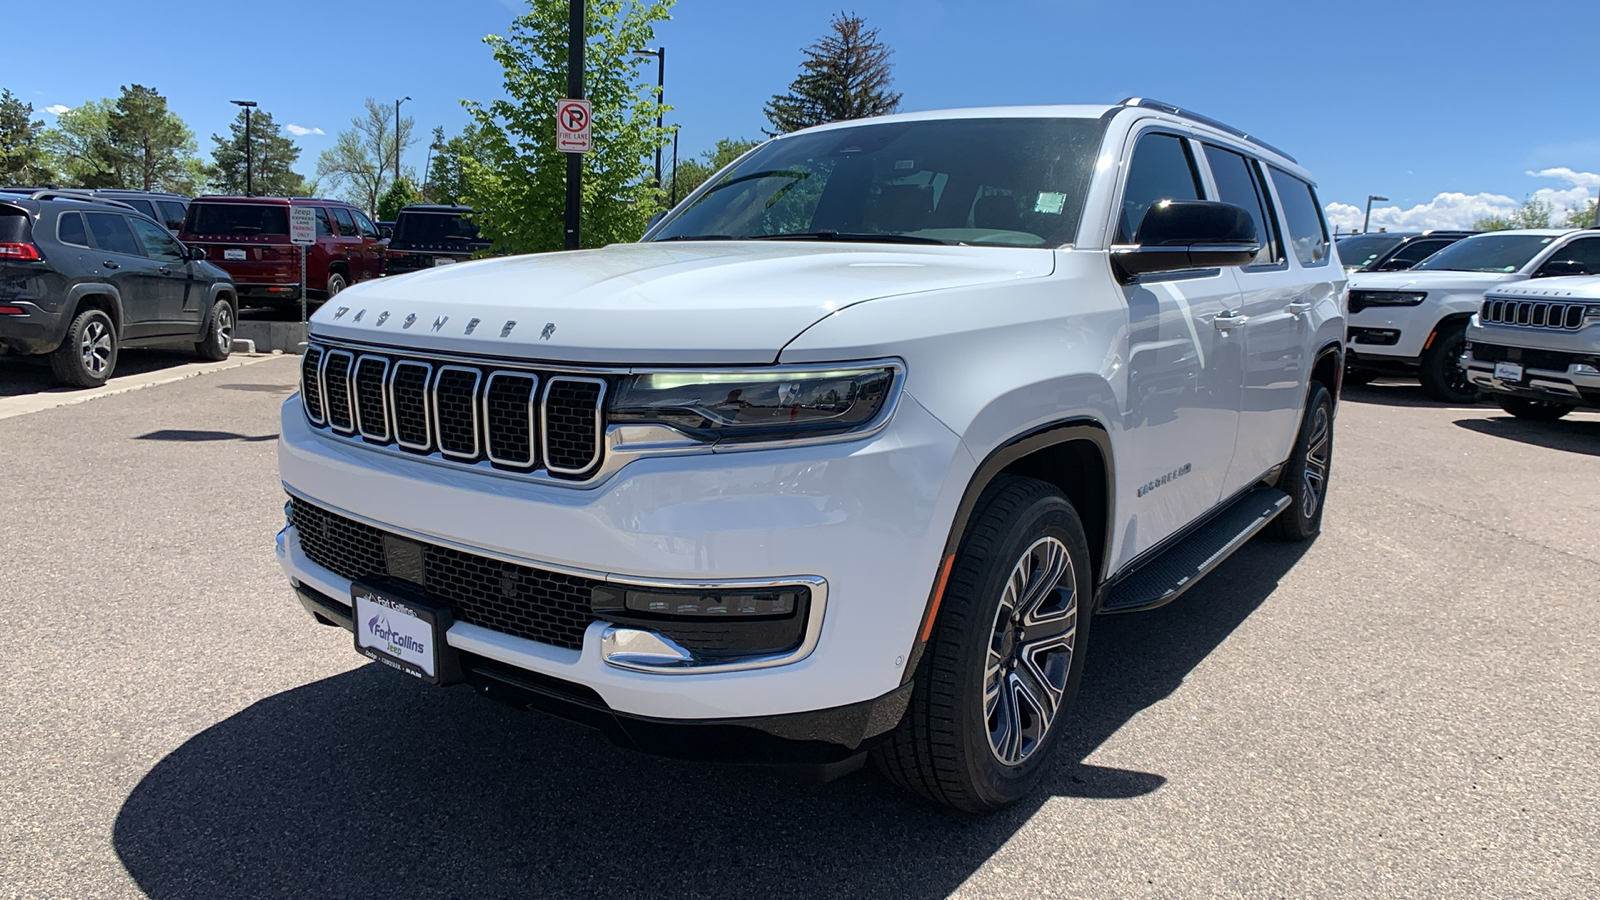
[
  {"left": 1413, "top": 233, "right": 1557, "bottom": 273},
  {"left": 1336, "top": 234, "right": 1405, "bottom": 271},
  {"left": 394, "top": 211, "right": 480, "bottom": 244},
  {"left": 649, "top": 117, "right": 1108, "bottom": 248},
  {"left": 185, "top": 202, "right": 289, "bottom": 236}
]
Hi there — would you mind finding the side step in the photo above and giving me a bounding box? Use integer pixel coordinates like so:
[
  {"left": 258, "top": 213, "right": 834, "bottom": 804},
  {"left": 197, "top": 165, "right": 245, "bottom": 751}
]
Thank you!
[{"left": 1100, "top": 485, "right": 1292, "bottom": 614}]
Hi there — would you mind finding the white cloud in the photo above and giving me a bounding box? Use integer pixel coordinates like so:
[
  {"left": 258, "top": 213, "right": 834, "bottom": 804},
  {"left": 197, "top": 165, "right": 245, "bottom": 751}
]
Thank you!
[
  {"left": 1527, "top": 167, "right": 1600, "bottom": 189},
  {"left": 285, "top": 124, "right": 324, "bottom": 136},
  {"left": 1327, "top": 170, "right": 1600, "bottom": 233},
  {"left": 44, "top": 104, "right": 69, "bottom": 115}
]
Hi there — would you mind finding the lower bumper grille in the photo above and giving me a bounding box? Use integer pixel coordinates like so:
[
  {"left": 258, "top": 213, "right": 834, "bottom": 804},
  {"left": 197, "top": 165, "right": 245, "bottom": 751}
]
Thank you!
[
  {"left": 1467, "top": 342, "right": 1582, "bottom": 371},
  {"left": 289, "top": 498, "right": 596, "bottom": 650}
]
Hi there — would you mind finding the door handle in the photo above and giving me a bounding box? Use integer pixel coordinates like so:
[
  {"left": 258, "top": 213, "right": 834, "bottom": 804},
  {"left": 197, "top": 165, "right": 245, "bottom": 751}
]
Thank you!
[
  {"left": 159, "top": 266, "right": 172, "bottom": 274},
  {"left": 1213, "top": 312, "right": 1248, "bottom": 330},
  {"left": 102, "top": 260, "right": 120, "bottom": 269},
  {"left": 1286, "top": 301, "right": 1313, "bottom": 315}
]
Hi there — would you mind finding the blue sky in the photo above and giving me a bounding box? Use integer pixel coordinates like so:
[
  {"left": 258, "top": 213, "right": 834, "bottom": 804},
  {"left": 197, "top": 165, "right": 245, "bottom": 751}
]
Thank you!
[{"left": 6, "top": 0, "right": 1598, "bottom": 231}]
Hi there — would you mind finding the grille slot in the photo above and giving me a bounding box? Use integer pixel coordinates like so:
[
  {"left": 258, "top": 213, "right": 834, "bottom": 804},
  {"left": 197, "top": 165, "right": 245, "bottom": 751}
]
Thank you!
[
  {"left": 353, "top": 356, "right": 390, "bottom": 442},
  {"left": 433, "top": 366, "right": 483, "bottom": 459},
  {"left": 391, "top": 361, "right": 433, "bottom": 451},
  {"left": 484, "top": 372, "right": 538, "bottom": 468},
  {"left": 289, "top": 498, "right": 594, "bottom": 650},
  {"left": 321, "top": 350, "right": 355, "bottom": 433},
  {"left": 542, "top": 377, "right": 606, "bottom": 475},
  {"left": 301, "top": 346, "right": 326, "bottom": 425},
  {"left": 1482, "top": 299, "right": 1586, "bottom": 330}
]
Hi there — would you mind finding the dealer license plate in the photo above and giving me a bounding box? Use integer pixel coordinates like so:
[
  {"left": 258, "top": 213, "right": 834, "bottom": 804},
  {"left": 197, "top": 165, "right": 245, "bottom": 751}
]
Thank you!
[
  {"left": 1494, "top": 361, "right": 1524, "bottom": 383},
  {"left": 223, "top": 248, "right": 247, "bottom": 261},
  {"left": 433, "top": 257, "right": 455, "bottom": 266},
  {"left": 352, "top": 582, "right": 450, "bottom": 683}
]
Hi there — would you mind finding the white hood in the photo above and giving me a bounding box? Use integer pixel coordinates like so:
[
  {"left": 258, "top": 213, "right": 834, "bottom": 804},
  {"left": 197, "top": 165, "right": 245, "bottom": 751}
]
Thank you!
[
  {"left": 1348, "top": 269, "right": 1523, "bottom": 294},
  {"left": 308, "top": 241, "right": 1054, "bottom": 365}
]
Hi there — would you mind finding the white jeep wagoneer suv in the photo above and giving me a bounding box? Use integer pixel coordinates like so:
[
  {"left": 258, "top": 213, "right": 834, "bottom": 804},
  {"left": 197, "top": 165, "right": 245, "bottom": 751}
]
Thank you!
[{"left": 276, "top": 99, "right": 1346, "bottom": 811}]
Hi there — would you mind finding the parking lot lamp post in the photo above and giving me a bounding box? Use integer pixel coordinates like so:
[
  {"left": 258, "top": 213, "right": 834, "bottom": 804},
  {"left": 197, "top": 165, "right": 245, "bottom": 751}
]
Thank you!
[
  {"left": 230, "top": 100, "right": 257, "bottom": 195},
  {"left": 632, "top": 48, "right": 665, "bottom": 191},
  {"left": 395, "top": 97, "right": 411, "bottom": 186},
  {"left": 1363, "top": 194, "right": 1388, "bottom": 234},
  {"left": 670, "top": 125, "right": 679, "bottom": 206}
]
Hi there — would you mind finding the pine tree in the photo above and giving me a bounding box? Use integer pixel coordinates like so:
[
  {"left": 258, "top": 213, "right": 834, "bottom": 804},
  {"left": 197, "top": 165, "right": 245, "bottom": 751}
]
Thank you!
[
  {"left": 107, "top": 84, "right": 202, "bottom": 192},
  {"left": 0, "top": 89, "right": 54, "bottom": 185},
  {"left": 764, "top": 13, "right": 902, "bottom": 135},
  {"left": 210, "top": 107, "right": 308, "bottom": 197}
]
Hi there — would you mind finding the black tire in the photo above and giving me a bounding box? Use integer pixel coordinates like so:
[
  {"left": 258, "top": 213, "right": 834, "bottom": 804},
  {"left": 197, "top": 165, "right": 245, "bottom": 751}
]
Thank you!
[
  {"left": 1418, "top": 320, "right": 1480, "bottom": 403},
  {"left": 1267, "top": 382, "right": 1333, "bottom": 542},
  {"left": 49, "top": 308, "right": 118, "bottom": 388},
  {"left": 324, "top": 271, "right": 347, "bottom": 298},
  {"left": 193, "top": 297, "right": 235, "bottom": 361},
  {"left": 1493, "top": 394, "right": 1574, "bottom": 421},
  {"left": 873, "top": 476, "right": 1093, "bottom": 812},
  {"left": 1343, "top": 367, "right": 1377, "bottom": 387}
]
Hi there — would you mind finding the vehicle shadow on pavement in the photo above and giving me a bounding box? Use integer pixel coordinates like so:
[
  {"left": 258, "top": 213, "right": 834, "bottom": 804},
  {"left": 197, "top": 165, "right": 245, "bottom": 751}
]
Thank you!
[
  {"left": 112, "top": 539, "right": 1309, "bottom": 900},
  {"left": 1339, "top": 382, "right": 1487, "bottom": 409},
  {"left": 1454, "top": 416, "right": 1600, "bottom": 456},
  {"left": 0, "top": 350, "right": 204, "bottom": 398},
  {"left": 135, "top": 429, "right": 280, "bottom": 443}
]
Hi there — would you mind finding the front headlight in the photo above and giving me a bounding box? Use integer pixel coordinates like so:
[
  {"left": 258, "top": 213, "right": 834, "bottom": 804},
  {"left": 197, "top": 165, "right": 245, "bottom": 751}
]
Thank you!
[
  {"left": 1348, "top": 290, "right": 1427, "bottom": 313},
  {"left": 609, "top": 364, "right": 899, "bottom": 443}
]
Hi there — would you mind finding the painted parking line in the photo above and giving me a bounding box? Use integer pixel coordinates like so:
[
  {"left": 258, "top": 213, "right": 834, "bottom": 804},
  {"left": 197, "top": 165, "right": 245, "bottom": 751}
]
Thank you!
[{"left": 0, "top": 354, "right": 287, "bottom": 422}]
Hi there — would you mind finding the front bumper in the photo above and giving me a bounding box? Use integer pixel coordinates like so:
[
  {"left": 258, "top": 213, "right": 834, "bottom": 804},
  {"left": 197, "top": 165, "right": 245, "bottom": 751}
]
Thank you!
[
  {"left": 1463, "top": 323, "right": 1600, "bottom": 408},
  {"left": 276, "top": 390, "right": 970, "bottom": 723}
]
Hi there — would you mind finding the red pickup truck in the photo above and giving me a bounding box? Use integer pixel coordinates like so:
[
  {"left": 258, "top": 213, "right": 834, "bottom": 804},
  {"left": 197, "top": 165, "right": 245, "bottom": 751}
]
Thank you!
[{"left": 178, "top": 197, "right": 387, "bottom": 310}]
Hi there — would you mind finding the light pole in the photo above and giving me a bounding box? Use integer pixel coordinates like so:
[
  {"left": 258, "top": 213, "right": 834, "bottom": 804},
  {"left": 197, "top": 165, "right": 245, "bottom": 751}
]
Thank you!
[
  {"left": 231, "top": 100, "right": 257, "bottom": 195},
  {"left": 395, "top": 96, "right": 411, "bottom": 186},
  {"left": 565, "top": 0, "right": 585, "bottom": 250},
  {"left": 670, "top": 125, "right": 680, "bottom": 206},
  {"left": 632, "top": 47, "right": 666, "bottom": 190},
  {"left": 1363, "top": 194, "right": 1388, "bottom": 234}
]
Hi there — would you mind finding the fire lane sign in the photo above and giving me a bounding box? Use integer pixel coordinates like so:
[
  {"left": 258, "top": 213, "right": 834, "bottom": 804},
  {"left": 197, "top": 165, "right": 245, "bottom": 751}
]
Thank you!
[{"left": 556, "top": 98, "right": 593, "bottom": 153}]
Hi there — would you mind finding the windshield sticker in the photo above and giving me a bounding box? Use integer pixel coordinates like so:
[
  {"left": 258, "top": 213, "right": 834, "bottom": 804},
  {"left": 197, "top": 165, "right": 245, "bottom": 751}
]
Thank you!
[
  {"left": 1035, "top": 192, "right": 1067, "bottom": 215},
  {"left": 894, "top": 159, "right": 915, "bottom": 170}
]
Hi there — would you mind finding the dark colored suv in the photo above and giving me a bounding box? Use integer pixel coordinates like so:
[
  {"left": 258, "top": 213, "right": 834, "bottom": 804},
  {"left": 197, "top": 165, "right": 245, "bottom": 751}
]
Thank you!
[
  {"left": 178, "top": 197, "right": 387, "bottom": 309},
  {"left": 84, "top": 190, "right": 190, "bottom": 234},
  {"left": 0, "top": 191, "right": 237, "bottom": 387},
  {"left": 1337, "top": 230, "right": 1476, "bottom": 273},
  {"left": 384, "top": 205, "right": 490, "bottom": 276}
]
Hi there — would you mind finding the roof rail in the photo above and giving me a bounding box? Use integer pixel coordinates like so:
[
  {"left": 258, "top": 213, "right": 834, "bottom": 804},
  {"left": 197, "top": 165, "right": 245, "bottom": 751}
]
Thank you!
[
  {"left": 1118, "top": 98, "right": 1297, "bottom": 164},
  {"left": 28, "top": 190, "right": 138, "bottom": 212}
]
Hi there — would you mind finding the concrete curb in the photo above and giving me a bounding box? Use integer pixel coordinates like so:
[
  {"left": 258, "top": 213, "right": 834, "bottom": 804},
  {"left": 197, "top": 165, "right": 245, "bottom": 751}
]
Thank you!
[
  {"left": 237, "top": 321, "right": 309, "bottom": 354},
  {"left": 0, "top": 354, "right": 287, "bottom": 422}
]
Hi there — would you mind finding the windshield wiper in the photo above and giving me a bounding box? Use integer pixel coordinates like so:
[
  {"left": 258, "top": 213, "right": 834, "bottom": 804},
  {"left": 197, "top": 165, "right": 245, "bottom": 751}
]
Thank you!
[{"left": 745, "top": 231, "right": 954, "bottom": 245}]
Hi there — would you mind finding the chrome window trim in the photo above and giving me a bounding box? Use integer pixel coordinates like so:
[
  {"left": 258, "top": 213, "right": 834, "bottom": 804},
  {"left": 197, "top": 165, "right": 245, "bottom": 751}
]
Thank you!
[
  {"left": 482, "top": 370, "right": 539, "bottom": 469},
  {"left": 352, "top": 355, "right": 391, "bottom": 442},
  {"left": 541, "top": 375, "right": 608, "bottom": 476},
  {"left": 389, "top": 359, "right": 435, "bottom": 452},
  {"left": 319, "top": 349, "right": 356, "bottom": 434},
  {"left": 301, "top": 345, "right": 327, "bottom": 425},
  {"left": 431, "top": 365, "right": 483, "bottom": 460},
  {"left": 282, "top": 484, "right": 828, "bottom": 673}
]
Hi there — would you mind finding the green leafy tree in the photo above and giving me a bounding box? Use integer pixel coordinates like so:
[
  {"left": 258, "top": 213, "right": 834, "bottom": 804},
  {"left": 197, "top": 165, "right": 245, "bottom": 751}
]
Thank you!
[
  {"left": 316, "top": 98, "right": 415, "bottom": 216},
  {"left": 1564, "top": 197, "right": 1598, "bottom": 229},
  {"left": 107, "top": 84, "right": 203, "bottom": 193},
  {"left": 377, "top": 177, "right": 420, "bottom": 221},
  {"left": 764, "top": 13, "right": 901, "bottom": 135},
  {"left": 424, "top": 125, "right": 481, "bottom": 207},
  {"left": 210, "top": 107, "right": 308, "bottom": 196},
  {"left": 40, "top": 99, "right": 124, "bottom": 188},
  {"left": 1474, "top": 197, "right": 1555, "bottom": 231},
  {"left": 461, "top": 0, "right": 674, "bottom": 253},
  {"left": 0, "top": 89, "right": 54, "bottom": 185},
  {"left": 670, "top": 136, "right": 761, "bottom": 199}
]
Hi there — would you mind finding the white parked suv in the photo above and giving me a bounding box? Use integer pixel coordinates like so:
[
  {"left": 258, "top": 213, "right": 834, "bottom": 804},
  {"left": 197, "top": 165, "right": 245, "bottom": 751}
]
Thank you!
[
  {"left": 1463, "top": 275, "right": 1600, "bottom": 419},
  {"left": 276, "top": 99, "right": 1346, "bottom": 811},
  {"left": 1345, "top": 228, "right": 1600, "bottom": 401}
]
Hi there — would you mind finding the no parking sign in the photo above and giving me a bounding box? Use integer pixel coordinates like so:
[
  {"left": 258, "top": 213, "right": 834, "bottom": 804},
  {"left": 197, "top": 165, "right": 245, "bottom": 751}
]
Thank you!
[{"left": 556, "top": 99, "right": 593, "bottom": 153}]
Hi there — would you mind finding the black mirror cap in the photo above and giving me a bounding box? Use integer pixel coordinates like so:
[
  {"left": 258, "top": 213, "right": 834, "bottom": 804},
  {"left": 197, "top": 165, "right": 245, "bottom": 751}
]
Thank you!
[
  {"left": 1535, "top": 260, "right": 1587, "bottom": 278},
  {"left": 1114, "top": 200, "right": 1261, "bottom": 277},
  {"left": 187, "top": 245, "right": 207, "bottom": 261}
]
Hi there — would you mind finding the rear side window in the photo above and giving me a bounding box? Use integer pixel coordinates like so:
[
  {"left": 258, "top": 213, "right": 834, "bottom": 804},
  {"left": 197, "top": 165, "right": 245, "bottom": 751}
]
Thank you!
[
  {"left": 156, "top": 200, "right": 186, "bottom": 231},
  {"left": 1268, "top": 168, "right": 1330, "bottom": 267},
  {"left": 395, "top": 212, "right": 481, "bottom": 244},
  {"left": 57, "top": 212, "right": 89, "bottom": 246},
  {"left": 314, "top": 207, "right": 334, "bottom": 237},
  {"left": 330, "top": 207, "right": 358, "bottom": 237},
  {"left": 186, "top": 202, "right": 290, "bottom": 236},
  {"left": 1203, "top": 145, "right": 1283, "bottom": 266},
  {"left": 85, "top": 212, "right": 141, "bottom": 256},
  {"left": 118, "top": 197, "right": 157, "bottom": 219},
  {"left": 0, "top": 207, "right": 30, "bottom": 242},
  {"left": 1118, "top": 133, "right": 1201, "bottom": 242}
]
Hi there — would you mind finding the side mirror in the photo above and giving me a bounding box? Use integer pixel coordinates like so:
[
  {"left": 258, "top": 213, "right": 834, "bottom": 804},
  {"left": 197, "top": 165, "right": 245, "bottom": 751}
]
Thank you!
[
  {"left": 646, "top": 210, "right": 668, "bottom": 231},
  {"left": 379, "top": 225, "right": 394, "bottom": 239},
  {"left": 1376, "top": 257, "right": 1415, "bottom": 271},
  {"left": 187, "top": 245, "right": 207, "bottom": 261},
  {"left": 1113, "top": 200, "right": 1260, "bottom": 279},
  {"left": 1535, "top": 259, "right": 1587, "bottom": 278}
]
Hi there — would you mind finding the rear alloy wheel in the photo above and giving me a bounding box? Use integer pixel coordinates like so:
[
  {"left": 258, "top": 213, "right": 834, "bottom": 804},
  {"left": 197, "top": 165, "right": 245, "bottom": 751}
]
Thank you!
[
  {"left": 194, "top": 298, "right": 235, "bottom": 361},
  {"left": 1493, "top": 394, "right": 1574, "bottom": 421},
  {"left": 49, "top": 308, "right": 118, "bottom": 388},
  {"left": 1267, "top": 382, "right": 1333, "bottom": 541},
  {"left": 873, "top": 476, "right": 1092, "bottom": 812},
  {"left": 324, "top": 272, "right": 347, "bottom": 299},
  {"left": 1418, "top": 320, "right": 1481, "bottom": 404}
]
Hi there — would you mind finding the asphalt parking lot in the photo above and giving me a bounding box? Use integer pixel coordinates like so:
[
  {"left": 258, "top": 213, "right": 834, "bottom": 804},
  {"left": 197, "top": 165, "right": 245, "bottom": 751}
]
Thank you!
[{"left": 1, "top": 357, "right": 1597, "bottom": 899}]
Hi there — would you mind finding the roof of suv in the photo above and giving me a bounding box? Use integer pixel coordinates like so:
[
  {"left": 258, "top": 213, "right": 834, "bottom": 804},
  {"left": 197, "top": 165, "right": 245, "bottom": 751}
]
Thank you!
[
  {"left": 398, "top": 204, "right": 473, "bottom": 214},
  {"left": 0, "top": 191, "right": 141, "bottom": 214},
  {"left": 190, "top": 196, "right": 360, "bottom": 207}
]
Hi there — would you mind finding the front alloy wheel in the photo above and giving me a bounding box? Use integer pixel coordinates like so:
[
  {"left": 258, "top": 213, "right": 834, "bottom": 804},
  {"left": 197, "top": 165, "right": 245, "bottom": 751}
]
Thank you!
[{"left": 984, "top": 537, "right": 1078, "bottom": 767}]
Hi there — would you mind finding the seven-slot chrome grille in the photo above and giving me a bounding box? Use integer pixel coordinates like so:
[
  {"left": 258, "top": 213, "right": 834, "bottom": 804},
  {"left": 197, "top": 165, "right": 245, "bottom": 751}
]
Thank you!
[
  {"left": 1480, "top": 298, "right": 1588, "bottom": 331},
  {"left": 301, "top": 343, "right": 607, "bottom": 479}
]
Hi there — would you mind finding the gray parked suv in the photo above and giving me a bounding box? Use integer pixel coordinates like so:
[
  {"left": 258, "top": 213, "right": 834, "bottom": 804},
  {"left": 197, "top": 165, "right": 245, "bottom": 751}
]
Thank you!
[{"left": 0, "top": 191, "right": 237, "bottom": 387}]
